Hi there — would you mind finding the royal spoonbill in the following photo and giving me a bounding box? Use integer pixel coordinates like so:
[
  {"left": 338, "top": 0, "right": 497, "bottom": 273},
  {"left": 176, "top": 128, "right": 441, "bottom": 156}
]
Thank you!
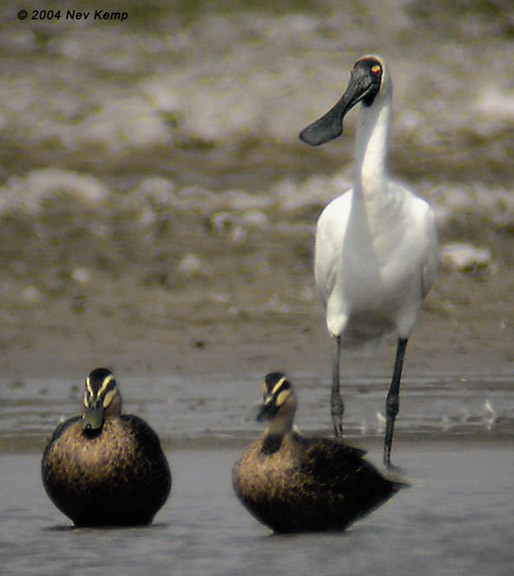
[{"left": 299, "top": 55, "right": 438, "bottom": 466}]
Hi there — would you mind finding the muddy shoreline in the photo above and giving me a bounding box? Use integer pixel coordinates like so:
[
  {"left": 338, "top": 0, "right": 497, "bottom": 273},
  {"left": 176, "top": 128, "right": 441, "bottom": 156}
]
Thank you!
[
  {"left": 2, "top": 263, "right": 512, "bottom": 381},
  {"left": 0, "top": 0, "right": 512, "bottom": 382}
]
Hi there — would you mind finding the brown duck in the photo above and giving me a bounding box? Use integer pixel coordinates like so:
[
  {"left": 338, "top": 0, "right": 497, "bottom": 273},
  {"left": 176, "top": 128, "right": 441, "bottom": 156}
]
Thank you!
[
  {"left": 233, "top": 372, "right": 404, "bottom": 533},
  {"left": 42, "top": 368, "right": 171, "bottom": 527}
]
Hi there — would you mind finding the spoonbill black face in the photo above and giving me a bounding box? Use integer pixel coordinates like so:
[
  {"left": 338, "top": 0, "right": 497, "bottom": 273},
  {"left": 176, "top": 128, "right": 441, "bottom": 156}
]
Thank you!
[{"left": 299, "top": 56, "right": 384, "bottom": 146}]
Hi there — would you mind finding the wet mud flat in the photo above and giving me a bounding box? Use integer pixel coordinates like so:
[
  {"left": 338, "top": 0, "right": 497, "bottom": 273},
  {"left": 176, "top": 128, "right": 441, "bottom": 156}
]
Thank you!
[
  {"left": 0, "top": 1, "right": 512, "bottom": 381},
  {"left": 0, "top": 5, "right": 512, "bottom": 381}
]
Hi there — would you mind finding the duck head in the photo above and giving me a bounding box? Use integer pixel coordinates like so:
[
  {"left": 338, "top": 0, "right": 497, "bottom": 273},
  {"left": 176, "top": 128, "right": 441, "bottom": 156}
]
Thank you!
[
  {"left": 81, "top": 368, "right": 122, "bottom": 433},
  {"left": 257, "top": 372, "right": 297, "bottom": 436}
]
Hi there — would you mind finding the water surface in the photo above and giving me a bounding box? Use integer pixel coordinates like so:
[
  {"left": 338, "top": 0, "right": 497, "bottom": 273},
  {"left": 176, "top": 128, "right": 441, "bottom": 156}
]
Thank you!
[{"left": 2, "top": 374, "right": 514, "bottom": 575}]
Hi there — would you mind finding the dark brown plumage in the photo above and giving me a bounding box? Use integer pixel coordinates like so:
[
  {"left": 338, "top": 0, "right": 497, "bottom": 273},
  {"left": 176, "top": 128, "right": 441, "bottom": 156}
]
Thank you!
[
  {"left": 233, "top": 372, "right": 404, "bottom": 534},
  {"left": 41, "top": 368, "right": 171, "bottom": 527}
]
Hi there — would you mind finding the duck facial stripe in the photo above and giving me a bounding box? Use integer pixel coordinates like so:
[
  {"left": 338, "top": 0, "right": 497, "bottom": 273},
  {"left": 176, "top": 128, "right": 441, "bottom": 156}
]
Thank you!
[
  {"left": 271, "top": 376, "right": 289, "bottom": 397},
  {"left": 97, "top": 374, "right": 116, "bottom": 398},
  {"left": 275, "top": 388, "right": 292, "bottom": 409},
  {"left": 85, "top": 376, "right": 94, "bottom": 398},
  {"left": 102, "top": 387, "right": 118, "bottom": 409},
  {"left": 84, "top": 374, "right": 116, "bottom": 406}
]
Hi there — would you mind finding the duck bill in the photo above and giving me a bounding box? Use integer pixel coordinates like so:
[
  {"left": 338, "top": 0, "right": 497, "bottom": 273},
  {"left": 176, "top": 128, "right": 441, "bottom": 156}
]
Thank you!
[
  {"left": 256, "top": 400, "right": 278, "bottom": 423},
  {"left": 82, "top": 403, "right": 105, "bottom": 432},
  {"left": 299, "top": 71, "right": 374, "bottom": 146}
]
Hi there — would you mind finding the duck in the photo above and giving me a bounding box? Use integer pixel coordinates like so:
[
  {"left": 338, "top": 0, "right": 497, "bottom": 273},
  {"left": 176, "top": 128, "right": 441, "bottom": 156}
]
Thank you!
[
  {"left": 232, "top": 372, "right": 404, "bottom": 534},
  {"left": 299, "top": 55, "right": 439, "bottom": 466},
  {"left": 41, "top": 368, "right": 171, "bottom": 527}
]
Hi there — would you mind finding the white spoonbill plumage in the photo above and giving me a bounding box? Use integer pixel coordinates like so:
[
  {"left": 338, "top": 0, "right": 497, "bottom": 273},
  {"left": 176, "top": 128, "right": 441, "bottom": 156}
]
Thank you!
[{"left": 299, "top": 55, "right": 438, "bottom": 467}]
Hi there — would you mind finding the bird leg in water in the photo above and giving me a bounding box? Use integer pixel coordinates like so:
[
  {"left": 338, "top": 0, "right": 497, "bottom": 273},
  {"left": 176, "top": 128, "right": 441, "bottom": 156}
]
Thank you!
[
  {"left": 384, "top": 337, "right": 408, "bottom": 467},
  {"left": 331, "top": 335, "right": 344, "bottom": 437}
]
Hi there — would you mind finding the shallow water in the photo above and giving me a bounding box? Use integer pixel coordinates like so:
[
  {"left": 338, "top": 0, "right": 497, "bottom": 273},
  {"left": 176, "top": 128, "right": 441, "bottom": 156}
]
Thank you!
[
  {"left": 3, "top": 440, "right": 514, "bottom": 575},
  {"left": 2, "top": 374, "right": 514, "bottom": 575},
  {"left": 2, "top": 372, "right": 514, "bottom": 450}
]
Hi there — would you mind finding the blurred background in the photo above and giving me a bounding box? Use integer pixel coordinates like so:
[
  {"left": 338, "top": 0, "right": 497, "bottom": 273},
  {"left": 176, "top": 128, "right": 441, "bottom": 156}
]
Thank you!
[{"left": 0, "top": 0, "right": 512, "bottom": 378}]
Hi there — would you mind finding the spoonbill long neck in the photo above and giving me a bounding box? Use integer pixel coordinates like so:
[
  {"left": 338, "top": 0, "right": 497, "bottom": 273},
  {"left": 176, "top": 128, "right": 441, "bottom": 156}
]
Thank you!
[{"left": 353, "top": 98, "right": 392, "bottom": 196}]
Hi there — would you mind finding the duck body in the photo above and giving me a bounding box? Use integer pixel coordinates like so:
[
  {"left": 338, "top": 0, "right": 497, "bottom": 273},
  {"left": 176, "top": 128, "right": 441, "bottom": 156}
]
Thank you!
[
  {"left": 233, "top": 432, "right": 400, "bottom": 534},
  {"left": 233, "top": 373, "right": 403, "bottom": 534},
  {"left": 41, "top": 369, "right": 171, "bottom": 527}
]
